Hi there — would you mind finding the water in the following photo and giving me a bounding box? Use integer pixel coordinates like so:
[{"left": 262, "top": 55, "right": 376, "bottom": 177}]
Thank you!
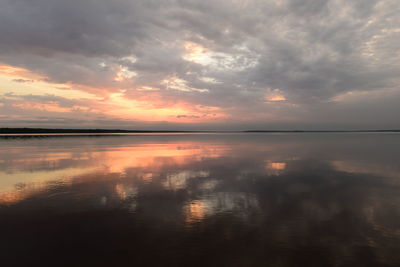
[{"left": 1, "top": 133, "right": 400, "bottom": 267}]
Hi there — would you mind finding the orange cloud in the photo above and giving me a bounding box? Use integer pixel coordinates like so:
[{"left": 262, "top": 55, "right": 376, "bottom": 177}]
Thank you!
[
  {"left": 0, "top": 64, "right": 44, "bottom": 81},
  {"left": 266, "top": 94, "right": 286, "bottom": 102},
  {"left": 0, "top": 63, "right": 228, "bottom": 125}
]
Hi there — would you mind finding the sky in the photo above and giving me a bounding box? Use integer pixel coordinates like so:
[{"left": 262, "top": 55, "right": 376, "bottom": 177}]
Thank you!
[{"left": 0, "top": 0, "right": 399, "bottom": 130}]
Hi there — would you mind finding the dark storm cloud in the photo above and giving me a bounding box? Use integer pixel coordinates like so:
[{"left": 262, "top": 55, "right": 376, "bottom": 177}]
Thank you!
[
  {"left": 0, "top": 0, "right": 152, "bottom": 56},
  {"left": 0, "top": 0, "right": 399, "bottom": 129}
]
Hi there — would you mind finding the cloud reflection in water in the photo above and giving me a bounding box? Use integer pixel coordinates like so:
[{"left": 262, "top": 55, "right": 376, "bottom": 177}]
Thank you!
[{"left": 0, "top": 133, "right": 400, "bottom": 266}]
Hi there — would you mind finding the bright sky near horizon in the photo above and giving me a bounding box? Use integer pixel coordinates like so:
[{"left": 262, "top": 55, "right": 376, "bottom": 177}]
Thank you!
[{"left": 0, "top": 0, "right": 399, "bottom": 130}]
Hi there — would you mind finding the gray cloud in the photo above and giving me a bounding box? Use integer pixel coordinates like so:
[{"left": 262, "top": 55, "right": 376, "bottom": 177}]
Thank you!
[
  {"left": 0, "top": 0, "right": 399, "bottom": 129},
  {"left": 12, "top": 79, "right": 34, "bottom": 83}
]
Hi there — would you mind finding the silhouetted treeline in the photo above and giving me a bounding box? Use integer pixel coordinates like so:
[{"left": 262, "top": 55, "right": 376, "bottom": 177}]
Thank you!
[
  {"left": 0, "top": 128, "right": 399, "bottom": 134},
  {"left": 0, "top": 128, "right": 194, "bottom": 134},
  {"left": 245, "top": 129, "right": 400, "bottom": 133}
]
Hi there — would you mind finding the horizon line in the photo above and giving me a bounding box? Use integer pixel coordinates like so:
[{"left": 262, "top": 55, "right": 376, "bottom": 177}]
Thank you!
[{"left": 0, "top": 127, "right": 399, "bottom": 134}]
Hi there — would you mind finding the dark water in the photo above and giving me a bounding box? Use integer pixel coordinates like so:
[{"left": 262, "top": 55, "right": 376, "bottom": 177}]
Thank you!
[{"left": 1, "top": 133, "right": 400, "bottom": 267}]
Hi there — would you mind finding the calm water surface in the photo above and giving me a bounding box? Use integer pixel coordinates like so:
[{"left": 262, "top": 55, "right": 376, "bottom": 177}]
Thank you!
[{"left": 1, "top": 133, "right": 400, "bottom": 267}]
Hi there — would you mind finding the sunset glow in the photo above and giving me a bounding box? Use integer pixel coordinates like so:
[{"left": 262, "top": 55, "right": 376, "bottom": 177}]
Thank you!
[
  {"left": 0, "top": 140, "right": 227, "bottom": 204},
  {"left": 0, "top": 0, "right": 399, "bottom": 130},
  {"left": 0, "top": 63, "right": 226, "bottom": 126}
]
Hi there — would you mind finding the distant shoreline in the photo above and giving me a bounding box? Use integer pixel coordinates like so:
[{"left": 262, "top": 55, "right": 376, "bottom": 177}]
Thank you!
[
  {"left": 0, "top": 128, "right": 197, "bottom": 134},
  {"left": 0, "top": 128, "right": 399, "bottom": 134}
]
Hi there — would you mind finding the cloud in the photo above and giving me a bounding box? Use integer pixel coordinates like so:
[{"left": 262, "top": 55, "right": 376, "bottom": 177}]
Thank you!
[
  {"left": 12, "top": 79, "right": 34, "bottom": 83},
  {"left": 0, "top": 0, "right": 399, "bottom": 129}
]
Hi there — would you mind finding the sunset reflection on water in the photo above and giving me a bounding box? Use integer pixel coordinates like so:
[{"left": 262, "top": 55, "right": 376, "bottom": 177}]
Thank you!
[
  {"left": 0, "top": 133, "right": 400, "bottom": 267},
  {"left": 0, "top": 140, "right": 226, "bottom": 204}
]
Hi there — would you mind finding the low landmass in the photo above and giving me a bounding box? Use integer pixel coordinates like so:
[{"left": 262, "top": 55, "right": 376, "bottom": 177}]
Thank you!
[
  {"left": 245, "top": 129, "right": 400, "bottom": 133},
  {"left": 0, "top": 128, "right": 399, "bottom": 134},
  {"left": 0, "top": 128, "right": 199, "bottom": 134}
]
